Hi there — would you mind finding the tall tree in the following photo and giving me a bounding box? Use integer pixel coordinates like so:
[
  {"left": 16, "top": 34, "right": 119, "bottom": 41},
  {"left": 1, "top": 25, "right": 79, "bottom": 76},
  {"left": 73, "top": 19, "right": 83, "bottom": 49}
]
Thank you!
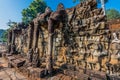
[
  {"left": 106, "top": 9, "right": 120, "bottom": 20},
  {"left": 21, "top": 0, "right": 47, "bottom": 25}
]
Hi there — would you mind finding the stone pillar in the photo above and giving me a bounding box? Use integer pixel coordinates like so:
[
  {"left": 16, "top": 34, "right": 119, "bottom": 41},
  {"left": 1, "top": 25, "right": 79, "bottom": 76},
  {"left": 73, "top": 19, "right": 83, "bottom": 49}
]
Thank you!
[
  {"left": 10, "top": 29, "right": 16, "bottom": 54},
  {"left": 46, "top": 3, "right": 66, "bottom": 74},
  {"left": 46, "top": 18, "right": 54, "bottom": 74},
  {"left": 8, "top": 30, "right": 12, "bottom": 53},
  {"left": 28, "top": 22, "right": 34, "bottom": 49},
  {"left": 8, "top": 30, "right": 12, "bottom": 45},
  {"left": 11, "top": 30, "right": 15, "bottom": 45},
  {"left": 33, "top": 23, "right": 39, "bottom": 49}
]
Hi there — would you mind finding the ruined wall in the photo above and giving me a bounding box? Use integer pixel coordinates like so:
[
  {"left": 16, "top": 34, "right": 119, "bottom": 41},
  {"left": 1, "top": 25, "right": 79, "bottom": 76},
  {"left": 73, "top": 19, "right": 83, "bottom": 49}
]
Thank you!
[
  {"left": 54, "top": 0, "right": 109, "bottom": 72},
  {"left": 8, "top": 0, "right": 120, "bottom": 77}
]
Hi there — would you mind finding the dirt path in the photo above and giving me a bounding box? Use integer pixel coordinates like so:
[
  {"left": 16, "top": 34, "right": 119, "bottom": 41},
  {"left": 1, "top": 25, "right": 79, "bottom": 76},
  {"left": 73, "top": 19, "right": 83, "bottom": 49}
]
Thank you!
[{"left": 0, "top": 57, "right": 27, "bottom": 80}]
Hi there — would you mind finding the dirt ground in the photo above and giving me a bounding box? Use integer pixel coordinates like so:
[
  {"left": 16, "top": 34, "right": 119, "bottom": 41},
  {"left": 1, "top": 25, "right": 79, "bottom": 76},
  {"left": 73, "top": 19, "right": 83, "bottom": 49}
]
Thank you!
[{"left": 0, "top": 57, "right": 27, "bottom": 80}]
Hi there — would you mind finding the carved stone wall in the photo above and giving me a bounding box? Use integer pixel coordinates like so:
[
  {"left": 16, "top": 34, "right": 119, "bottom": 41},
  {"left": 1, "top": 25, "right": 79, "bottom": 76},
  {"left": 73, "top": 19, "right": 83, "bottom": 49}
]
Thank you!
[
  {"left": 7, "top": 0, "right": 120, "bottom": 78},
  {"left": 54, "top": 0, "right": 109, "bottom": 73}
]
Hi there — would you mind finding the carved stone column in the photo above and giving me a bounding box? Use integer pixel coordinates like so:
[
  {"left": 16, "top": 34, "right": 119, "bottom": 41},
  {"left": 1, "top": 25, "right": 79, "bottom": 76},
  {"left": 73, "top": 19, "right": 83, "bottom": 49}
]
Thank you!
[
  {"left": 8, "top": 30, "right": 12, "bottom": 44},
  {"left": 46, "top": 3, "right": 66, "bottom": 74},
  {"left": 33, "top": 23, "right": 39, "bottom": 49},
  {"left": 11, "top": 30, "right": 15, "bottom": 45},
  {"left": 10, "top": 29, "right": 16, "bottom": 54},
  {"left": 46, "top": 19, "right": 54, "bottom": 74},
  {"left": 8, "top": 30, "right": 12, "bottom": 53},
  {"left": 28, "top": 21, "right": 34, "bottom": 49}
]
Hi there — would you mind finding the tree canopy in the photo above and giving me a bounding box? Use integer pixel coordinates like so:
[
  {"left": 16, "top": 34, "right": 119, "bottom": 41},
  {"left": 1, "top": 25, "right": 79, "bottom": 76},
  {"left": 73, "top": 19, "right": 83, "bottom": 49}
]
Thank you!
[
  {"left": 1, "top": 30, "right": 7, "bottom": 42},
  {"left": 21, "top": 0, "right": 47, "bottom": 25},
  {"left": 106, "top": 9, "right": 120, "bottom": 20}
]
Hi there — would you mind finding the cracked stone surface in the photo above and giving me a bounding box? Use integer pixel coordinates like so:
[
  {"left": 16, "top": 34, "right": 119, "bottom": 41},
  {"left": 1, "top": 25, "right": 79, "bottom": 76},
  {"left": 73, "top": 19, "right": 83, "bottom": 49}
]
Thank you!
[{"left": 0, "top": 57, "right": 27, "bottom": 80}]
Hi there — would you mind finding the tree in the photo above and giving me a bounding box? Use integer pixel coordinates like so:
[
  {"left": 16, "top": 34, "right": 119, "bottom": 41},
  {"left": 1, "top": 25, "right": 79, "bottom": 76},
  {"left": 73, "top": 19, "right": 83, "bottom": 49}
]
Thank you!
[
  {"left": 106, "top": 9, "right": 120, "bottom": 20},
  {"left": 21, "top": 0, "right": 47, "bottom": 25},
  {"left": 1, "top": 30, "right": 8, "bottom": 42}
]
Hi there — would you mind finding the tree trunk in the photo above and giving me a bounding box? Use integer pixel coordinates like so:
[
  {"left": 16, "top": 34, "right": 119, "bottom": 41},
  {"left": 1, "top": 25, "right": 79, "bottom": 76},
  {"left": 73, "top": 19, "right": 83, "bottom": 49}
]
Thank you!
[{"left": 101, "top": 0, "right": 105, "bottom": 15}]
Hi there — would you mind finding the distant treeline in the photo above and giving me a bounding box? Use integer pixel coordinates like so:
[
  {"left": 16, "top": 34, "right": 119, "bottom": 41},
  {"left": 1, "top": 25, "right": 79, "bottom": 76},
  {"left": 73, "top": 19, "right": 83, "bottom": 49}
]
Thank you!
[{"left": 0, "top": 29, "right": 6, "bottom": 42}]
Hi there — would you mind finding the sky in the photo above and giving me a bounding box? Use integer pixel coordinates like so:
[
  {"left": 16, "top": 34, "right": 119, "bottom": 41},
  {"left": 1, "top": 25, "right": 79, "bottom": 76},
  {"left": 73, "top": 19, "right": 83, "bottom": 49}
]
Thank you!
[{"left": 0, "top": 0, "right": 120, "bottom": 30}]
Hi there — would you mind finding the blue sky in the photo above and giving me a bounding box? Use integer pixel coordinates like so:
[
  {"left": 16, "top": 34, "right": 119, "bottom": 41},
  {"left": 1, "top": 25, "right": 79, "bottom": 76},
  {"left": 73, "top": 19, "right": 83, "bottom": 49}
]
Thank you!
[{"left": 0, "top": 0, "right": 120, "bottom": 30}]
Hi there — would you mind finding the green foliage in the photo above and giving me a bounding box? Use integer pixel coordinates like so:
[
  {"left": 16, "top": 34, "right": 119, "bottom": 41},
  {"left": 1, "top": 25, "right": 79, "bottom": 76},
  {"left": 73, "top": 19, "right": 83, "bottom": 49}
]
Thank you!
[
  {"left": 21, "top": 0, "right": 47, "bottom": 25},
  {"left": 106, "top": 9, "right": 120, "bottom": 20},
  {"left": 0, "top": 29, "right": 7, "bottom": 42},
  {"left": 1, "top": 31, "right": 7, "bottom": 42},
  {"left": 0, "top": 29, "right": 5, "bottom": 38}
]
